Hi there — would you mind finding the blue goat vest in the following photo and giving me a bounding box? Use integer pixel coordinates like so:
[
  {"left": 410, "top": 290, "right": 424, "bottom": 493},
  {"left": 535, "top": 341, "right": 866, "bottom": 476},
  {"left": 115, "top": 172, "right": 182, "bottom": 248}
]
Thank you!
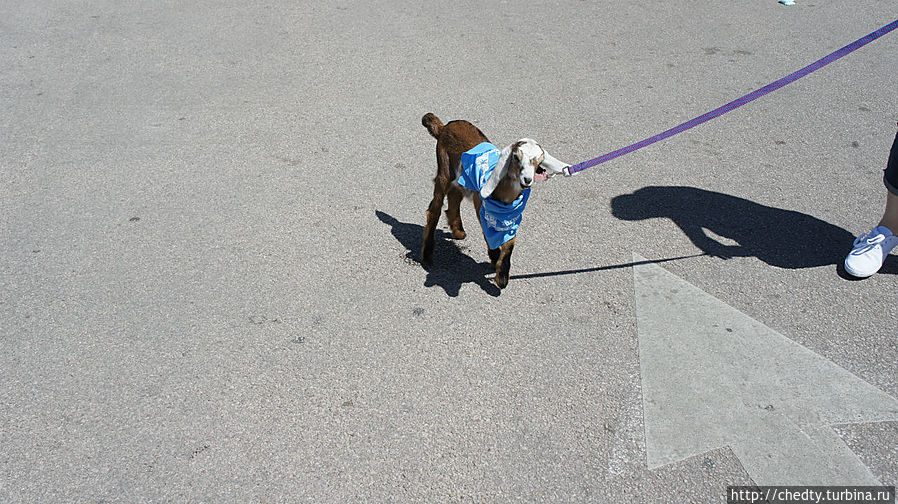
[{"left": 457, "top": 142, "right": 530, "bottom": 249}]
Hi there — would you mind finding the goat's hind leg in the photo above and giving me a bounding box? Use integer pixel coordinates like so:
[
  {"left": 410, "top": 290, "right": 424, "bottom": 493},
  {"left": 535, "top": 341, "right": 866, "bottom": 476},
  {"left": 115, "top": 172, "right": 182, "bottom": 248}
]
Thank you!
[
  {"left": 421, "top": 182, "right": 445, "bottom": 266},
  {"left": 445, "top": 184, "right": 467, "bottom": 240}
]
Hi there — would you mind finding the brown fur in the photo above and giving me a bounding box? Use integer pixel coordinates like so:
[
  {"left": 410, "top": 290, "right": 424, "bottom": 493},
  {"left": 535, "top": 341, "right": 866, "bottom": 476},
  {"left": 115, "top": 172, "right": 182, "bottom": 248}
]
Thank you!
[{"left": 420, "top": 113, "right": 528, "bottom": 289}]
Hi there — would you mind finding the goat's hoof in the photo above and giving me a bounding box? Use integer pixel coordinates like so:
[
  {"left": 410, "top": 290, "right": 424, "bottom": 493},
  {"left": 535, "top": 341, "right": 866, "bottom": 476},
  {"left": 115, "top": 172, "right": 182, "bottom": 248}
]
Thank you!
[
  {"left": 451, "top": 229, "right": 467, "bottom": 240},
  {"left": 421, "top": 247, "right": 434, "bottom": 267}
]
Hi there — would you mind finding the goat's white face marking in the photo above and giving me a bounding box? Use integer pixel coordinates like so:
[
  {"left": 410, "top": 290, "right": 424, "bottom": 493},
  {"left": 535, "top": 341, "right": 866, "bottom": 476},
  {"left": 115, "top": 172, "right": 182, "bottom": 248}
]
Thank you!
[{"left": 513, "top": 140, "right": 543, "bottom": 188}]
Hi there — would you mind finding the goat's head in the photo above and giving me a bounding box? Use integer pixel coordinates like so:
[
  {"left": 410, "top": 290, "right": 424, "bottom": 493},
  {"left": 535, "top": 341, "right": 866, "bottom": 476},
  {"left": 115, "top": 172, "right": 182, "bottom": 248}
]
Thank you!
[{"left": 482, "top": 139, "right": 571, "bottom": 204}]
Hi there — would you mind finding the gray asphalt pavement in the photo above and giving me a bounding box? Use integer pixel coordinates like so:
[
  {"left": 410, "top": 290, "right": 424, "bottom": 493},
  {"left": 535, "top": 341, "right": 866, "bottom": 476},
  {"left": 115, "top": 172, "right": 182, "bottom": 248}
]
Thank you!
[{"left": 2, "top": 1, "right": 897, "bottom": 502}]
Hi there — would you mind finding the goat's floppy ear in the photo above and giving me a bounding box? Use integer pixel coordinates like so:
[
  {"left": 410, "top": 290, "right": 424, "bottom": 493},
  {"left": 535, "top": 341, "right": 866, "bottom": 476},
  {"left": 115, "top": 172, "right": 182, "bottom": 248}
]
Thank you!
[
  {"left": 538, "top": 149, "right": 571, "bottom": 177},
  {"left": 480, "top": 144, "right": 512, "bottom": 199}
]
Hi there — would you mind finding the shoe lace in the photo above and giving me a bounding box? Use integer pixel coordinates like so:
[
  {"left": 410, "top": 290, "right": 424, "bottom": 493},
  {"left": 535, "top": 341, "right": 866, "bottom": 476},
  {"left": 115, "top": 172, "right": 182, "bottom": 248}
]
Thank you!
[{"left": 852, "top": 231, "right": 885, "bottom": 253}]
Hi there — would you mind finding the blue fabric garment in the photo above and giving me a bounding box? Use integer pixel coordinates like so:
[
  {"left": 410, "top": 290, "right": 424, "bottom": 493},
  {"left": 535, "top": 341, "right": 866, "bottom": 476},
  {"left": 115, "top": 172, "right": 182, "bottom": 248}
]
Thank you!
[{"left": 457, "top": 142, "right": 530, "bottom": 249}]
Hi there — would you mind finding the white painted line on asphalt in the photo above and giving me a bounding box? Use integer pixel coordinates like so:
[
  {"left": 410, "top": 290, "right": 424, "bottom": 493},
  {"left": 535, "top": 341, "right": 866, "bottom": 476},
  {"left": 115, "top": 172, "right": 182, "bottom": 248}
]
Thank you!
[{"left": 632, "top": 253, "right": 898, "bottom": 485}]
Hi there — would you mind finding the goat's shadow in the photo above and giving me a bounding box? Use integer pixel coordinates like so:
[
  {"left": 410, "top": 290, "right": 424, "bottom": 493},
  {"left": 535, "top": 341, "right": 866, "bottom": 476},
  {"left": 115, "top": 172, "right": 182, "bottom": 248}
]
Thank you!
[
  {"left": 376, "top": 210, "right": 501, "bottom": 297},
  {"left": 610, "top": 185, "right": 898, "bottom": 276}
]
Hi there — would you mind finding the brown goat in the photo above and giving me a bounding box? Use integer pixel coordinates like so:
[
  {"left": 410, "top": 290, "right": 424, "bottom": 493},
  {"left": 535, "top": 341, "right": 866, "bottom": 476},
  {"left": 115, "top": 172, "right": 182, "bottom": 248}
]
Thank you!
[{"left": 420, "top": 113, "right": 569, "bottom": 289}]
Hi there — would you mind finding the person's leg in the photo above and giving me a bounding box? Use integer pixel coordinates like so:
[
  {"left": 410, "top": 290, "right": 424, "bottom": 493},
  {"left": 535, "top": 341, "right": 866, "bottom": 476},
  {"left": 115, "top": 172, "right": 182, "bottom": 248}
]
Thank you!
[
  {"left": 879, "top": 126, "right": 898, "bottom": 231},
  {"left": 844, "top": 126, "right": 898, "bottom": 278},
  {"left": 877, "top": 191, "right": 898, "bottom": 232}
]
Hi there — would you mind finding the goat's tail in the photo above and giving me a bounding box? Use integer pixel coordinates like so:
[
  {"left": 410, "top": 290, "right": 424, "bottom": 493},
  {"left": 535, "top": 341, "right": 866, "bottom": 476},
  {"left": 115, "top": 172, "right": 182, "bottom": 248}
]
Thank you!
[{"left": 421, "top": 113, "right": 443, "bottom": 139}]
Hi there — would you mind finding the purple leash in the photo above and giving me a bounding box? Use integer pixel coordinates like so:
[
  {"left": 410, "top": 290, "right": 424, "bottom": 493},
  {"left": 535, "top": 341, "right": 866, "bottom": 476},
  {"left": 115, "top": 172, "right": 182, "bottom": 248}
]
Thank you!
[{"left": 565, "top": 18, "right": 898, "bottom": 176}]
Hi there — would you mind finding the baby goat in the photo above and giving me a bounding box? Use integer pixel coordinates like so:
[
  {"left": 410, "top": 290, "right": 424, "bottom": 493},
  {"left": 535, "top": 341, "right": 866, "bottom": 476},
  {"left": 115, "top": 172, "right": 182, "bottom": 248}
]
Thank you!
[{"left": 421, "top": 113, "right": 570, "bottom": 289}]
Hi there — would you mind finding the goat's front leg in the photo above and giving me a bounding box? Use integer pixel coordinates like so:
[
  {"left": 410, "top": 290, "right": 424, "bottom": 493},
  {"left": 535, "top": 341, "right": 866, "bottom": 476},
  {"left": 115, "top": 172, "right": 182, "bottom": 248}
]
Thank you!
[
  {"left": 490, "top": 238, "right": 515, "bottom": 289},
  {"left": 474, "top": 194, "right": 514, "bottom": 289}
]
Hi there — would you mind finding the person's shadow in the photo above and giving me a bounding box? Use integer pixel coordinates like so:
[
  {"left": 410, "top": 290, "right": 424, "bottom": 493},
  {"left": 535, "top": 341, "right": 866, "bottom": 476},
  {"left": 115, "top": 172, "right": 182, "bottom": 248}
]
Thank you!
[
  {"left": 610, "top": 186, "right": 898, "bottom": 276},
  {"left": 376, "top": 210, "right": 501, "bottom": 297}
]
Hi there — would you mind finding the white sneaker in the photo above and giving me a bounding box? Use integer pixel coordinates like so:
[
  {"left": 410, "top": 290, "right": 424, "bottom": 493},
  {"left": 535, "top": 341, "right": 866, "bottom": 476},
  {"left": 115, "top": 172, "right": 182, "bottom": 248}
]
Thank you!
[{"left": 844, "top": 226, "right": 898, "bottom": 278}]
